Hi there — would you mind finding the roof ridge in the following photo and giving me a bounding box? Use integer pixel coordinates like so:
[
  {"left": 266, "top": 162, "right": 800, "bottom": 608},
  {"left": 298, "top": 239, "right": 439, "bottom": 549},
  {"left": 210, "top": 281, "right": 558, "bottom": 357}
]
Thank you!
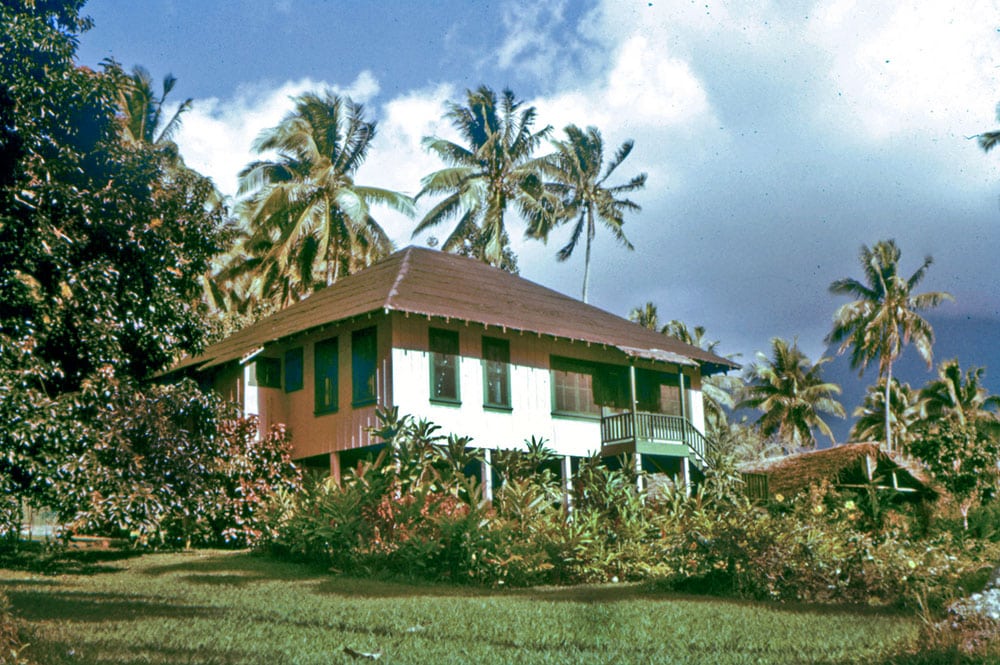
[{"left": 385, "top": 246, "right": 412, "bottom": 308}]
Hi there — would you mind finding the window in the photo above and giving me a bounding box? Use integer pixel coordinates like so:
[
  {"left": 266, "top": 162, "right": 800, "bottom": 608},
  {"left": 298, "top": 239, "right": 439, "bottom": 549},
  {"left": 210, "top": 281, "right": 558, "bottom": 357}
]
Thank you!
[
  {"left": 636, "top": 369, "right": 685, "bottom": 416},
  {"left": 314, "top": 337, "right": 338, "bottom": 414},
  {"left": 284, "top": 347, "right": 304, "bottom": 393},
  {"left": 551, "top": 356, "right": 600, "bottom": 416},
  {"left": 352, "top": 327, "right": 378, "bottom": 406},
  {"left": 482, "top": 337, "right": 511, "bottom": 409},
  {"left": 550, "top": 357, "right": 630, "bottom": 417},
  {"left": 249, "top": 357, "right": 281, "bottom": 389},
  {"left": 429, "top": 328, "right": 460, "bottom": 403}
]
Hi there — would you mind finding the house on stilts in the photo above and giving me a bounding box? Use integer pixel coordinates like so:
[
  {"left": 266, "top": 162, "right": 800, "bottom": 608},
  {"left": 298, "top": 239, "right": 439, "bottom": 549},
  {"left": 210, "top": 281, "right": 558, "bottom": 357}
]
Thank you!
[{"left": 171, "top": 247, "right": 738, "bottom": 498}]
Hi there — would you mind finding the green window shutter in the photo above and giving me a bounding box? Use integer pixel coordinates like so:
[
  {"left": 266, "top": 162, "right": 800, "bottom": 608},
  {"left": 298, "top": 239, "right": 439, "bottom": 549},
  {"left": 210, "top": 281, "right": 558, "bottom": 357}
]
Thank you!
[
  {"left": 482, "top": 337, "right": 511, "bottom": 409},
  {"left": 250, "top": 357, "right": 282, "bottom": 389},
  {"left": 429, "top": 328, "right": 461, "bottom": 403},
  {"left": 352, "top": 327, "right": 378, "bottom": 406},
  {"left": 314, "top": 337, "right": 339, "bottom": 414},
  {"left": 284, "top": 347, "right": 304, "bottom": 393}
]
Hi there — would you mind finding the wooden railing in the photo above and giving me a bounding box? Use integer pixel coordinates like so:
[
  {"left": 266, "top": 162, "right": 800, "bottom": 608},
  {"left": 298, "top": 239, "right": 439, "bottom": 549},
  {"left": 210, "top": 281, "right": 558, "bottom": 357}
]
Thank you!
[
  {"left": 601, "top": 412, "right": 709, "bottom": 468},
  {"left": 741, "top": 472, "right": 769, "bottom": 501}
]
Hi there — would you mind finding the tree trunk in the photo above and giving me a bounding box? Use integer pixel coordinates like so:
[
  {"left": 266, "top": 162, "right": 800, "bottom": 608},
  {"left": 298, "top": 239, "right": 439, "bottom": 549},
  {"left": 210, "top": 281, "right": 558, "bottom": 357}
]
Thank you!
[
  {"left": 581, "top": 208, "right": 594, "bottom": 303},
  {"left": 884, "top": 361, "right": 893, "bottom": 453}
]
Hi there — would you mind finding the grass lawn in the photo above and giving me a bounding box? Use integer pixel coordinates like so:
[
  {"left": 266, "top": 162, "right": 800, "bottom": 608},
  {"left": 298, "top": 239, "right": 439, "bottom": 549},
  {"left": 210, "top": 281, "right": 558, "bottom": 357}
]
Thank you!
[{"left": 1, "top": 549, "right": 922, "bottom": 665}]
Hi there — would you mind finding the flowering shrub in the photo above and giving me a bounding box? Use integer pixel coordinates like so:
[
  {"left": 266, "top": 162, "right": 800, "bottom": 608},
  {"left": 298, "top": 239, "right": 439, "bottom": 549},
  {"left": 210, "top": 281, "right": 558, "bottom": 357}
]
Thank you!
[{"left": 270, "top": 411, "right": 996, "bottom": 606}]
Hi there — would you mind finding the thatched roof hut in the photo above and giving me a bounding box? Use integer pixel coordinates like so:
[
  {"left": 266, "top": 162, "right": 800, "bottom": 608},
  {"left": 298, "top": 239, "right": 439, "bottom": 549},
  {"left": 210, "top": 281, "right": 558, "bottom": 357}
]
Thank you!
[{"left": 740, "top": 442, "right": 937, "bottom": 502}]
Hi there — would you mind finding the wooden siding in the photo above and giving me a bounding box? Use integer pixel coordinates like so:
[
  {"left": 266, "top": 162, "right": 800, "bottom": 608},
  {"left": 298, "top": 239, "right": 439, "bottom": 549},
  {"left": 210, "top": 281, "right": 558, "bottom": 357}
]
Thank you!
[{"left": 389, "top": 313, "right": 706, "bottom": 457}]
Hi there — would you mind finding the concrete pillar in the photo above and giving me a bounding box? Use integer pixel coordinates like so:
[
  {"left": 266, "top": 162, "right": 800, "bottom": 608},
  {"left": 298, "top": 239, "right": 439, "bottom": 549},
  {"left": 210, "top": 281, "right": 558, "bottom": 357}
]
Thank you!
[
  {"left": 561, "top": 455, "right": 573, "bottom": 516},
  {"left": 481, "top": 448, "right": 493, "bottom": 503}
]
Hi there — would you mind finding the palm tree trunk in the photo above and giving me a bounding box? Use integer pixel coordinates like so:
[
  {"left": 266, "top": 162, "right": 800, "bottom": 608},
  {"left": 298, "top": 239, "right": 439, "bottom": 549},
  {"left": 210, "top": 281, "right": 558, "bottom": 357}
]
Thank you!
[
  {"left": 581, "top": 208, "right": 595, "bottom": 303},
  {"left": 884, "top": 361, "right": 893, "bottom": 453}
]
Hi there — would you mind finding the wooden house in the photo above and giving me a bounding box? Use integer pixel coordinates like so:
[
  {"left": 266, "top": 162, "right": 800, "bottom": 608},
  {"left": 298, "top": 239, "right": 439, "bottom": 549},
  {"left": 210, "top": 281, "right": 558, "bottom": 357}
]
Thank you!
[{"left": 173, "top": 247, "right": 738, "bottom": 496}]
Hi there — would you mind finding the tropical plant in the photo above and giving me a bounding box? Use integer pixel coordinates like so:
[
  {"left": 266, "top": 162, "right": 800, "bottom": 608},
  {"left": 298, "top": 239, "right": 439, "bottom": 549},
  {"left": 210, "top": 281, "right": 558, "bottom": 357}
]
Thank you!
[
  {"left": 827, "top": 239, "right": 952, "bottom": 452},
  {"left": 118, "top": 65, "right": 192, "bottom": 151},
  {"left": 237, "top": 91, "right": 414, "bottom": 306},
  {"left": 737, "top": 338, "right": 845, "bottom": 448},
  {"left": 850, "top": 378, "right": 923, "bottom": 448},
  {"left": 628, "top": 301, "right": 661, "bottom": 330},
  {"left": 977, "top": 102, "right": 1000, "bottom": 153},
  {"left": 661, "top": 319, "right": 740, "bottom": 433},
  {"left": 538, "top": 124, "right": 646, "bottom": 302},
  {"left": 413, "top": 86, "right": 552, "bottom": 268},
  {"left": 911, "top": 418, "right": 1000, "bottom": 530},
  {"left": 920, "top": 359, "right": 1000, "bottom": 427}
]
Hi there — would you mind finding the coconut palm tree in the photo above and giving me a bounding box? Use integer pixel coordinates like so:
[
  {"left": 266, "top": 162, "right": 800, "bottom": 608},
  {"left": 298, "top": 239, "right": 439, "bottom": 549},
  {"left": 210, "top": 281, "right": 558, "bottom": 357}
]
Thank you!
[
  {"left": 661, "top": 319, "right": 740, "bottom": 433},
  {"left": 920, "top": 359, "right": 1000, "bottom": 426},
  {"left": 827, "top": 239, "right": 952, "bottom": 452},
  {"left": 413, "top": 86, "right": 552, "bottom": 268},
  {"left": 738, "top": 338, "right": 845, "bottom": 449},
  {"left": 628, "top": 302, "right": 661, "bottom": 331},
  {"left": 118, "top": 65, "right": 192, "bottom": 150},
  {"left": 539, "top": 124, "right": 646, "bottom": 303},
  {"left": 851, "top": 378, "right": 923, "bottom": 449},
  {"left": 238, "top": 91, "right": 414, "bottom": 306}
]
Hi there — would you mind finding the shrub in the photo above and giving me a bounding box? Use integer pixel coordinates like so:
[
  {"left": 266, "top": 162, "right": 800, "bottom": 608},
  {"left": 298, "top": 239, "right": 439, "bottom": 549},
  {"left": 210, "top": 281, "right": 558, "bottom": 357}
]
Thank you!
[{"left": 44, "top": 376, "right": 301, "bottom": 548}]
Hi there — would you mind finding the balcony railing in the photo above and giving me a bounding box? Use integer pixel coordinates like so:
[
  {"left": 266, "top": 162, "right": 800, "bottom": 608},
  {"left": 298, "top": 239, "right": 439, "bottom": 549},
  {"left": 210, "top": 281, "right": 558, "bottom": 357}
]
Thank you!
[{"left": 600, "top": 412, "right": 709, "bottom": 468}]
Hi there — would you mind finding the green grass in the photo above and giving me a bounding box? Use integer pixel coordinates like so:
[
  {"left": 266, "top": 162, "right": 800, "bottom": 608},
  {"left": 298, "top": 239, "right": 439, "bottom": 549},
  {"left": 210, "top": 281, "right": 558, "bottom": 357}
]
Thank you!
[{"left": 1, "top": 549, "right": 922, "bottom": 664}]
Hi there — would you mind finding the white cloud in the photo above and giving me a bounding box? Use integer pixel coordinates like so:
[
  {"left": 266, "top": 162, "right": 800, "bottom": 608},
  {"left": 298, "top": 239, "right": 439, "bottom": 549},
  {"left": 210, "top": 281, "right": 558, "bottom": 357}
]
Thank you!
[
  {"left": 175, "top": 72, "right": 382, "bottom": 198},
  {"left": 808, "top": 1, "right": 1000, "bottom": 141}
]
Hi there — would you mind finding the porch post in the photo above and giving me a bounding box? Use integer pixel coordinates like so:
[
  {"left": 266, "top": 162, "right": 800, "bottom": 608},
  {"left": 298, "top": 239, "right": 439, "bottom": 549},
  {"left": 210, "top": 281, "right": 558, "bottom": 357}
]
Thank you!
[
  {"left": 680, "top": 456, "right": 691, "bottom": 497},
  {"left": 481, "top": 448, "right": 494, "bottom": 503},
  {"left": 629, "top": 364, "right": 642, "bottom": 493},
  {"left": 678, "top": 369, "right": 687, "bottom": 419},
  {"left": 329, "top": 451, "right": 342, "bottom": 486},
  {"left": 561, "top": 455, "right": 573, "bottom": 516}
]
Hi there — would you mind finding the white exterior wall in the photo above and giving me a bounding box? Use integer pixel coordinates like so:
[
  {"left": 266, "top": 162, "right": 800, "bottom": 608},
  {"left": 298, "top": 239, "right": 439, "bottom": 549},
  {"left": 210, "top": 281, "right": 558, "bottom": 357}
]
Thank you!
[{"left": 392, "top": 347, "right": 606, "bottom": 457}]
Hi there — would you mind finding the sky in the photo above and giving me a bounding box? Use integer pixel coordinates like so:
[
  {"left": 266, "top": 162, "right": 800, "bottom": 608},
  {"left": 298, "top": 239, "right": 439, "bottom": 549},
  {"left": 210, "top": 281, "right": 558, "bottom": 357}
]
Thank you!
[{"left": 75, "top": 0, "right": 1000, "bottom": 366}]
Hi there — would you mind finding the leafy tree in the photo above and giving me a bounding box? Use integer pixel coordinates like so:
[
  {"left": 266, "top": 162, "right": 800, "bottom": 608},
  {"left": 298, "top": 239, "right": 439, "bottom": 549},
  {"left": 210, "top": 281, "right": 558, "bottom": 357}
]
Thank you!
[
  {"left": 827, "top": 239, "right": 952, "bottom": 452},
  {"left": 738, "top": 338, "right": 845, "bottom": 448},
  {"left": 237, "top": 91, "right": 413, "bottom": 306},
  {"left": 920, "top": 359, "right": 1000, "bottom": 427},
  {"left": 414, "top": 86, "right": 552, "bottom": 268},
  {"left": 850, "top": 378, "right": 923, "bottom": 448},
  {"left": 0, "top": 1, "right": 227, "bottom": 535},
  {"left": 538, "top": 124, "right": 646, "bottom": 303},
  {"left": 54, "top": 376, "right": 301, "bottom": 547},
  {"left": 911, "top": 418, "right": 999, "bottom": 530}
]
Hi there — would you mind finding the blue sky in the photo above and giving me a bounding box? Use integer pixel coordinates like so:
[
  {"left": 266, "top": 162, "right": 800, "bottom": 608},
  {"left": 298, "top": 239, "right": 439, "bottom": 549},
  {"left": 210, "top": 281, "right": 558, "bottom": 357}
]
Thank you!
[{"left": 76, "top": 0, "right": 1000, "bottom": 366}]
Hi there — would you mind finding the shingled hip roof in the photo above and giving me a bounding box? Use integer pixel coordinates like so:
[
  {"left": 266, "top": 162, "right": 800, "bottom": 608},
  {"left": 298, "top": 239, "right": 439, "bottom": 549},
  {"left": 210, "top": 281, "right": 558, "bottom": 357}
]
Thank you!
[{"left": 174, "top": 247, "right": 739, "bottom": 374}]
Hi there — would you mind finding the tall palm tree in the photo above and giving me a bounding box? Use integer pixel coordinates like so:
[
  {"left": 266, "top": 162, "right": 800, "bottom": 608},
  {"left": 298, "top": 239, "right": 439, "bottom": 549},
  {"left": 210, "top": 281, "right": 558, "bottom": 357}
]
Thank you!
[
  {"left": 920, "top": 359, "right": 1000, "bottom": 426},
  {"left": 118, "top": 65, "right": 192, "bottom": 150},
  {"left": 738, "top": 338, "right": 845, "bottom": 449},
  {"left": 540, "top": 124, "right": 646, "bottom": 302},
  {"left": 851, "top": 378, "right": 923, "bottom": 448},
  {"left": 827, "top": 239, "right": 952, "bottom": 452},
  {"left": 237, "top": 91, "right": 414, "bottom": 306},
  {"left": 413, "top": 86, "right": 552, "bottom": 268}
]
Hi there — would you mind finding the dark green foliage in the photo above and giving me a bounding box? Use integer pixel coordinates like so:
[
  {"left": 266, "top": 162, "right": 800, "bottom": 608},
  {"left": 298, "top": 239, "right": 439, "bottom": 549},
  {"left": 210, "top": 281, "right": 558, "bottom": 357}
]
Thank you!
[
  {"left": 0, "top": 1, "right": 230, "bottom": 532},
  {"left": 3, "top": 376, "right": 301, "bottom": 547},
  {"left": 911, "top": 419, "right": 1000, "bottom": 530}
]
